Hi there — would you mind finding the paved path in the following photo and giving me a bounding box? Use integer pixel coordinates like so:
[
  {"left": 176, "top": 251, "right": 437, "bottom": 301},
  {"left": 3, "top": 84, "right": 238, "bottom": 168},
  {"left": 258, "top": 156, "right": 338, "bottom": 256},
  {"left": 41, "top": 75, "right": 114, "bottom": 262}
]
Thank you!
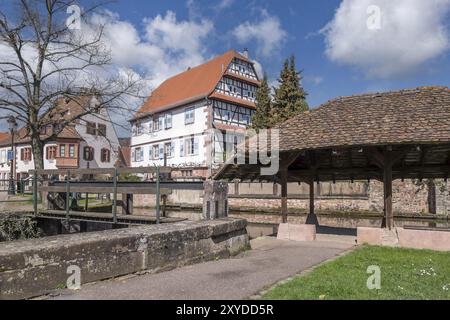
[{"left": 48, "top": 235, "right": 355, "bottom": 300}]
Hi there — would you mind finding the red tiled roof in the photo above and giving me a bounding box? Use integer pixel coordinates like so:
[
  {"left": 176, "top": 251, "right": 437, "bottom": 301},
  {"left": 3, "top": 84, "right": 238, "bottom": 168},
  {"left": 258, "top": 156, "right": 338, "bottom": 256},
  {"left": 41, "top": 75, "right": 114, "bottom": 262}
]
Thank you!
[
  {"left": 134, "top": 50, "right": 255, "bottom": 119},
  {"left": 0, "top": 132, "right": 9, "bottom": 144},
  {"left": 278, "top": 86, "right": 450, "bottom": 151}
]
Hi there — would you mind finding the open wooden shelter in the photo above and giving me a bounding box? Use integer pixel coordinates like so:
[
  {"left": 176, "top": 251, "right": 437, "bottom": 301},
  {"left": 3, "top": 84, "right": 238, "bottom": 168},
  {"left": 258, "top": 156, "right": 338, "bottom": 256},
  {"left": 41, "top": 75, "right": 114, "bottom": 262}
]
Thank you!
[{"left": 214, "top": 87, "right": 450, "bottom": 230}]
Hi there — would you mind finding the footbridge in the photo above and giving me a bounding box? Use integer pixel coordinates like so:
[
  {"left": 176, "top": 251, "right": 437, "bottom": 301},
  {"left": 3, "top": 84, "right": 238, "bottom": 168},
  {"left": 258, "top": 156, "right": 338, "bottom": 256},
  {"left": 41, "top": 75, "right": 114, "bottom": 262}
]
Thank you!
[{"left": 29, "top": 166, "right": 206, "bottom": 225}]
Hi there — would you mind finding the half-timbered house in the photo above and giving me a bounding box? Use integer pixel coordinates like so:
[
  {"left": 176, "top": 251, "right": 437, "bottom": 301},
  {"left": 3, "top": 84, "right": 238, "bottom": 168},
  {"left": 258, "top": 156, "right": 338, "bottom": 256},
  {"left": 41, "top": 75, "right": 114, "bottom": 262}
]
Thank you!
[{"left": 129, "top": 50, "right": 261, "bottom": 177}]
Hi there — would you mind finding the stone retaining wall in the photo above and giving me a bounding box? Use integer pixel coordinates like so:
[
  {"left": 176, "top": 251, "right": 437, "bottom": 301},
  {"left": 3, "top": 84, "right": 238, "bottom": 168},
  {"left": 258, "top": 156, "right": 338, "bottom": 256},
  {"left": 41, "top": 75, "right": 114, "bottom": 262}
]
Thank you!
[
  {"left": 0, "top": 219, "right": 249, "bottom": 300},
  {"left": 133, "top": 180, "right": 450, "bottom": 216}
]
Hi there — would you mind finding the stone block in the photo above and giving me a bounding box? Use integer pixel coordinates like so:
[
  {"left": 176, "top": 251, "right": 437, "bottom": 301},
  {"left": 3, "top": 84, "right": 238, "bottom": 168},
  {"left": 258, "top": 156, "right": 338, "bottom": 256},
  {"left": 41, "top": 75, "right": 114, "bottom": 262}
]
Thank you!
[
  {"left": 277, "top": 223, "right": 316, "bottom": 241},
  {"left": 357, "top": 227, "right": 384, "bottom": 245},
  {"left": 397, "top": 227, "right": 450, "bottom": 251}
]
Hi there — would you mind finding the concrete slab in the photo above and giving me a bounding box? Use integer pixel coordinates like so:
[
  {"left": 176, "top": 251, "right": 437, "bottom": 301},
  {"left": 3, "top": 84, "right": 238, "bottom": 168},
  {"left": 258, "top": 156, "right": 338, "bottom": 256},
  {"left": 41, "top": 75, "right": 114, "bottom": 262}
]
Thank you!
[
  {"left": 357, "top": 226, "right": 450, "bottom": 251},
  {"left": 397, "top": 227, "right": 450, "bottom": 251},
  {"left": 47, "top": 236, "right": 354, "bottom": 300},
  {"left": 277, "top": 223, "right": 316, "bottom": 241}
]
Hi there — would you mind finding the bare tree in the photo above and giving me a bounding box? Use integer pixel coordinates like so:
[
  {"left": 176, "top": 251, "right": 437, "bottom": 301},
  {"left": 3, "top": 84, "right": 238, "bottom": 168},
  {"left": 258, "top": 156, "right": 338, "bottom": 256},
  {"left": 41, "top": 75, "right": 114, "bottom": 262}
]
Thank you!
[{"left": 0, "top": 0, "right": 143, "bottom": 170}]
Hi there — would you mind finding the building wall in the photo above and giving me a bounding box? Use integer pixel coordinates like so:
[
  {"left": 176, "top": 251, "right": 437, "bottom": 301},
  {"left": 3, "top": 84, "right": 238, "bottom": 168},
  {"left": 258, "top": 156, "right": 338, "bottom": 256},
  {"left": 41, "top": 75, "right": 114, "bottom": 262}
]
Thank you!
[
  {"left": 76, "top": 111, "right": 121, "bottom": 169},
  {"left": 130, "top": 100, "right": 209, "bottom": 168},
  {"left": 133, "top": 180, "right": 450, "bottom": 217},
  {"left": 0, "top": 111, "right": 120, "bottom": 177}
]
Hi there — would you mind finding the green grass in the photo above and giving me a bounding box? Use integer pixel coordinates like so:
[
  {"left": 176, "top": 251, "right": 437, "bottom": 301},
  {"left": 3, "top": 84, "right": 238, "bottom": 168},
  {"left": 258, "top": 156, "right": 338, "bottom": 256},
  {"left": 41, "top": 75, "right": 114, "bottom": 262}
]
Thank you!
[{"left": 262, "top": 246, "right": 450, "bottom": 300}]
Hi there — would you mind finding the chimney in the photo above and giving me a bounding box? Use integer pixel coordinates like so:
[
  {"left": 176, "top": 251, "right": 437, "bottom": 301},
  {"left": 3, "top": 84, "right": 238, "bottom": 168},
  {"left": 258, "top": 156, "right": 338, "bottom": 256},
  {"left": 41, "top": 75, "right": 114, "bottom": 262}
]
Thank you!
[{"left": 243, "top": 48, "right": 249, "bottom": 58}]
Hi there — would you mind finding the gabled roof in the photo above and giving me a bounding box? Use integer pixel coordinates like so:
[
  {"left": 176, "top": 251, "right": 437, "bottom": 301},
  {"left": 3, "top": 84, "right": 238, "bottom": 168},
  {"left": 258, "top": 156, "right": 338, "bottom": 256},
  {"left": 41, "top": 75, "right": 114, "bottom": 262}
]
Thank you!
[
  {"left": 0, "top": 96, "right": 96, "bottom": 147},
  {"left": 134, "top": 50, "right": 255, "bottom": 120}
]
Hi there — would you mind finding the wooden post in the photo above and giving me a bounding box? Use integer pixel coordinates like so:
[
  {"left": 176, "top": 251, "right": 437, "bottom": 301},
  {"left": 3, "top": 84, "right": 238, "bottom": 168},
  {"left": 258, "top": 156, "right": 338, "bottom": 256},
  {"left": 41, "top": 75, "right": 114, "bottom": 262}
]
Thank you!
[
  {"left": 156, "top": 167, "right": 161, "bottom": 224},
  {"left": 32, "top": 172, "right": 38, "bottom": 216},
  {"left": 280, "top": 167, "right": 288, "bottom": 223},
  {"left": 112, "top": 168, "right": 118, "bottom": 224},
  {"left": 306, "top": 177, "right": 319, "bottom": 225},
  {"left": 84, "top": 193, "right": 89, "bottom": 212},
  {"left": 383, "top": 161, "right": 393, "bottom": 230},
  {"left": 65, "top": 170, "right": 70, "bottom": 220}
]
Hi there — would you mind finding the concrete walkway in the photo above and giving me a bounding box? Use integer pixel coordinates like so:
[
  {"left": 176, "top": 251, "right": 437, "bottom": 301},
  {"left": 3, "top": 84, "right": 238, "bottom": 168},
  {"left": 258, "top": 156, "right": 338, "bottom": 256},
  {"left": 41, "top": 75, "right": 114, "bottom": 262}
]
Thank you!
[{"left": 48, "top": 235, "right": 355, "bottom": 300}]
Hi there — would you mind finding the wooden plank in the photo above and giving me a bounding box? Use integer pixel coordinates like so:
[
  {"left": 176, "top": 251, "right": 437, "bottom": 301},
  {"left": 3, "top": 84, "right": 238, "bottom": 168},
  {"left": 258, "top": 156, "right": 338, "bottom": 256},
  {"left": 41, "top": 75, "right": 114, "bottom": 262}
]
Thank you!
[
  {"left": 39, "top": 186, "right": 172, "bottom": 195},
  {"left": 31, "top": 168, "right": 114, "bottom": 175},
  {"left": 40, "top": 210, "right": 185, "bottom": 223},
  {"left": 30, "top": 166, "right": 173, "bottom": 176},
  {"left": 118, "top": 167, "right": 171, "bottom": 174}
]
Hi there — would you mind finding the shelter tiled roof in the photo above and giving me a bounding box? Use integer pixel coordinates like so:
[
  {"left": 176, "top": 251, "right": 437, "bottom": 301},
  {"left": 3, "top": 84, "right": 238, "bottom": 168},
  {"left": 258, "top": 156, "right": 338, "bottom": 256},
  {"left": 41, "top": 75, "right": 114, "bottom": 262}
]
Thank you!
[
  {"left": 134, "top": 50, "right": 256, "bottom": 119},
  {"left": 278, "top": 86, "right": 450, "bottom": 152}
]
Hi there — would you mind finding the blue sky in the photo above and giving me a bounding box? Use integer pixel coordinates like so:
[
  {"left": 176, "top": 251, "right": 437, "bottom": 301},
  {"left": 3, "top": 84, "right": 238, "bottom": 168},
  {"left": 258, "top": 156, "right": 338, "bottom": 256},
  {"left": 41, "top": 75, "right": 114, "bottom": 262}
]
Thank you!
[
  {"left": 1, "top": 0, "right": 449, "bottom": 137},
  {"left": 97, "top": 0, "right": 450, "bottom": 110}
]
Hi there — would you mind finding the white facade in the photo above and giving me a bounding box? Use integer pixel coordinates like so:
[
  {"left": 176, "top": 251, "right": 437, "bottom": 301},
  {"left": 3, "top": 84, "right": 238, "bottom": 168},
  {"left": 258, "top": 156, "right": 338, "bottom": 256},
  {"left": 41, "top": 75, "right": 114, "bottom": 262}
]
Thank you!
[
  {"left": 0, "top": 146, "right": 11, "bottom": 184},
  {"left": 76, "top": 111, "right": 121, "bottom": 170},
  {"left": 130, "top": 101, "right": 208, "bottom": 168},
  {"left": 0, "top": 108, "right": 121, "bottom": 179}
]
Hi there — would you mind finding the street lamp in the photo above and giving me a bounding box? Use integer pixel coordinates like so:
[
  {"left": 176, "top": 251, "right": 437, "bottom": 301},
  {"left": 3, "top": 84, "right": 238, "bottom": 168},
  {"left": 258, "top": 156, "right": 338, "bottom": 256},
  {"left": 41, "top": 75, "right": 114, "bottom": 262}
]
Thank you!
[{"left": 7, "top": 116, "right": 17, "bottom": 195}]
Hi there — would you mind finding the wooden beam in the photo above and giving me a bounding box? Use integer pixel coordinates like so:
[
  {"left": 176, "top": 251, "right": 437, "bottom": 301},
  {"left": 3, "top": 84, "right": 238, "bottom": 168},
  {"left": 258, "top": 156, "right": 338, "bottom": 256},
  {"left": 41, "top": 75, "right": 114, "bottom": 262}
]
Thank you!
[
  {"left": 30, "top": 166, "right": 172, "bottom": 176},
  {"left": 305, "top": 177, "right": 319, "bottom": 225},
  {"left": 364, "top": 147, "right": 385, "bottom": 168},
  {"left": 280, "top": 167, "right": 288, "bottom": 224},
  {"left": 382, "top": 149, "right": 394, "bottom": 230}
]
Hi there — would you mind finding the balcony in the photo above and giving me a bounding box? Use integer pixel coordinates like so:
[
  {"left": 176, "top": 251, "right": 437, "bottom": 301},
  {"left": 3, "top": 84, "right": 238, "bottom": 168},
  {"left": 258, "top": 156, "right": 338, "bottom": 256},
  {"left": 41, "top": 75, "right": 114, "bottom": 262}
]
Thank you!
[{"left": 56, "top": 157, "right": 79, "bottom": 168}]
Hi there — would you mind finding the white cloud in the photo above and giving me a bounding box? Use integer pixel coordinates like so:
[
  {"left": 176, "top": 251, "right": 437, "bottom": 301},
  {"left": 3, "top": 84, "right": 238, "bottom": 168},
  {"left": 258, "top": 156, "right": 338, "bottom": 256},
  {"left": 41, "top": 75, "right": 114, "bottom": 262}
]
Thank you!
[
  {"left": 251, "top": 59, "right": 264, "bottom": 79},
  {"left": 322, "top": 0, "right": 450, "bottom": 78},
  {"left": 216, "top": 0, "right": 235, "bottom": 10},
  {"left": 233, "top": 11, "right": 287, "bottom": 57},
  {"left": 90, "top": 10, "right": 213, "bottom": 90},
  {"left": 305, "top": 76, "right": 324, "bottom": 85},
  {"left": 0, "top": 9, "right": 215, "bottom": 135}
]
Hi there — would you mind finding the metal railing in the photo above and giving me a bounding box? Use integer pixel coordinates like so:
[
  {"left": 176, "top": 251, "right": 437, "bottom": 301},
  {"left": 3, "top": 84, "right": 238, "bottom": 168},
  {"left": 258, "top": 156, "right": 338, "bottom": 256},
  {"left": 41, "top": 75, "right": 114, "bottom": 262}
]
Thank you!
[
  {"left": 29, "top": 166, "right": 205, "bottom": 225},
  {"left": 0, "top": 179, "right": 33, "bottom": 195}
]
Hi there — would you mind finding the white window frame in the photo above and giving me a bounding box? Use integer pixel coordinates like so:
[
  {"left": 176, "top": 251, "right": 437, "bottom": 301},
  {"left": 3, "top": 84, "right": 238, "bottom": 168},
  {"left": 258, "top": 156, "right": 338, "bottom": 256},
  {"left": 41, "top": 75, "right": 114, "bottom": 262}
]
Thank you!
[
  {"left": 185, "top": 107, "right": 195, "bottom": 125},
  {"left": 165, "top": 113, "right": 172, "bottom": 129}
]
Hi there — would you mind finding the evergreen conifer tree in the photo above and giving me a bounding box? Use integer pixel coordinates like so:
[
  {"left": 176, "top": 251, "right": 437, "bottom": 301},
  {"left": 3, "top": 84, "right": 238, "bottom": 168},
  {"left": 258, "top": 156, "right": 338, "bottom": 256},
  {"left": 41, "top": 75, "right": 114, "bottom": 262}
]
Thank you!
[{"left": 251, "top": 73, "right": 273, "bottom": 130}]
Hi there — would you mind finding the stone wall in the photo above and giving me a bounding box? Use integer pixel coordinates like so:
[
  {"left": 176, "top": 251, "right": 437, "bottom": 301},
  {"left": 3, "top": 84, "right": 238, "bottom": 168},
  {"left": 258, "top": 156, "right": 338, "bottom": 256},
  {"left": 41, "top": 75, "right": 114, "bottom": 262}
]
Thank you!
[
  {"left": 0, "top": 218, "right": 249, "bottom": 300},
  {"left": 133, "top": 180, "right": 449, "bottom": 216}
]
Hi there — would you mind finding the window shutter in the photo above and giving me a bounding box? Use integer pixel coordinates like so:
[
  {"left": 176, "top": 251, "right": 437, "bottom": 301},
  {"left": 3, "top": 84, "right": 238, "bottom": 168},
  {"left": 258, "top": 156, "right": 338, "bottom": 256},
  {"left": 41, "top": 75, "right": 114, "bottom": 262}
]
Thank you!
[
  {"left": 159, "top": 144, "right": 164, "bottom": 160},
  {"left": 180, "top": 140, "right": 184, "bottom": 157},
  {"left": 166, "top": 113, "right": 172, "bottom": 129},
  {"left": 193, "top": 138, "right": 199, "bottom": 155},
  {"left": 20, "top": 148, "right": 24, "bottom": 161}
]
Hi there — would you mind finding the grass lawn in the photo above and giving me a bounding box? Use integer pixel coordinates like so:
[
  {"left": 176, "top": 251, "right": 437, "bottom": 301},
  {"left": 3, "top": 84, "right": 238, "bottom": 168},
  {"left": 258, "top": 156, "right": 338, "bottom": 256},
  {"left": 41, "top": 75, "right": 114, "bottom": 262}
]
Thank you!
[{"left": 262, "top": 245, "right": 450, "bottom": 300}]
